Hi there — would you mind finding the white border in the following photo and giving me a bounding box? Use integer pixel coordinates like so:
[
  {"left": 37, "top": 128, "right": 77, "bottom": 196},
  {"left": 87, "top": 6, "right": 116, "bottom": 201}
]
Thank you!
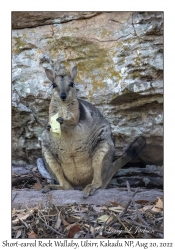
[{"left": 1, "top": 0, "right": 175, "bottom": 247}]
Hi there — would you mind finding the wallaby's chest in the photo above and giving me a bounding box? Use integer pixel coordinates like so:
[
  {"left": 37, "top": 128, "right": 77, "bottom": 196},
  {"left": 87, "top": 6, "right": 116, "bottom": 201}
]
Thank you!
[
  {"left": 51, "top": 129, "right": 89, "bottom": 158},
  {"left": 50, "top": 131, "right": 93, "bottom": 186}
]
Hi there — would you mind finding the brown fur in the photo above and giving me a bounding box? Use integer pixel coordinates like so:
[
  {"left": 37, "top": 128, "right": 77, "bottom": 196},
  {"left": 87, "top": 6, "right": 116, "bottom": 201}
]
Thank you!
[{"left": 41, "top": 66, "right": 146, "bottom": 198}]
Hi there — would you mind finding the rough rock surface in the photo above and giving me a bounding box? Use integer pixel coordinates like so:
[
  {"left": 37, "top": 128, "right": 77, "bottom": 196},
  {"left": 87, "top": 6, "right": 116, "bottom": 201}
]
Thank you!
[
  {"left": 113, "top": 165, "right": 163, "bottom": 188},
  {"left": 12, "top": 188, "right": 163, "bottom": 209},
  {"left": 12, "top": 12, "right": 163, "bottom": 165},
  {"left": 12, "top": 12, "right": 102, "bottom": 29}
]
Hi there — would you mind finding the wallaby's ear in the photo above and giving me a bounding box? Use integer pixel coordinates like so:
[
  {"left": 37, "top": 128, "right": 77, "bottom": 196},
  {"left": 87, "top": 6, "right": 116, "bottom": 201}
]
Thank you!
[
  {"left": 45, "top": 69, "right": 55, "bottom": 82},
  {"left": 70, "top": 66, "right": 77, "bottom": 81}
]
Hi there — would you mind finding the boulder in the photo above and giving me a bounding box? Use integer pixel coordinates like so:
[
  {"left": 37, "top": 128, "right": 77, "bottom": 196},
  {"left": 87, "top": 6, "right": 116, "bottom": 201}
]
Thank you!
[
  {"left": 12, "top": 188, "right": 163, "bottom": 209},
  {"left": 12, "top": 12, "right": 163, "bottom": 165}
]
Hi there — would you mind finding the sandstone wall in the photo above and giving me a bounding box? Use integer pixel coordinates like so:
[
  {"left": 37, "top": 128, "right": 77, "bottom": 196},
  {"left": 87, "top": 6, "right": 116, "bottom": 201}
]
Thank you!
[{"left": 12, "top": 12, "right": 163, "bottom": 165}]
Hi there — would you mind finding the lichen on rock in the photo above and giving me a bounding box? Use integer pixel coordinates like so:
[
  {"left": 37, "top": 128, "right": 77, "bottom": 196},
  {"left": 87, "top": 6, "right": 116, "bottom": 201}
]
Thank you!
[{"left": 12, "top": 11, "right": 163, "bottom": 165}]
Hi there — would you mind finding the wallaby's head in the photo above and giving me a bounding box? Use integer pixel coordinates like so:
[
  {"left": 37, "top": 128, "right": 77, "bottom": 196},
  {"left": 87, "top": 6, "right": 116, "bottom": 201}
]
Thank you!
[{"left": 45, "top": 66, "right": 77, "bottom": 102}]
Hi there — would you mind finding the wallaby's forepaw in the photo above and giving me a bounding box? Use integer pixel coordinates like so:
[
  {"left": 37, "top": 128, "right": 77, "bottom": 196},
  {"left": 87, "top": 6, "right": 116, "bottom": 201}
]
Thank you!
[
  {"left": 47, "top": 124, "right": 51, "bottom": 131},
  {"left": 56, "top": 117, "right": 64, "bottom": 124},
  {"left": 83, "top": 184, "right": 99, "bottom": 199},
  {"left": 42, "top": 185, "right": 51, "bottom": 193}
]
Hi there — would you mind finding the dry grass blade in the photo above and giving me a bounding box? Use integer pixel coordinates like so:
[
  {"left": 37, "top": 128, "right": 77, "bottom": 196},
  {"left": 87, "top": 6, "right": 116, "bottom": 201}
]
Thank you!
[
  {"left": 12, "top": 193, "right": 17, "bottom": 202},
  {"left": 126, "top": 180, "right": 131, "bottom": 192},
  {"left": 97, "top": 214, "right": 109, "bottom": 223},
  {"left": 108, "top": 206, "right": 124, "bottom": 213},
  {"left": 119, "top": 187, "right": 139, "bottom": 218},
  {"left": 54, "top": 213, "right": 62, "bottom": 230},
  {"left": 133, "top": 202, "right": 150, "bottom": 227},
  {"left": 15, "top": 229, "right": 22, "bottom": 238},
  {"left": 19, "top": 218, "right": 29, "bottom": 229},
  {"left": 12, "top": 225, "right": 25, "bottom": 230},
  {"left": 114, "top": 214, "right": 134, "bottom": 238},
  {"left": 37, "top": 211, "right": 65, "bottom": 237}
]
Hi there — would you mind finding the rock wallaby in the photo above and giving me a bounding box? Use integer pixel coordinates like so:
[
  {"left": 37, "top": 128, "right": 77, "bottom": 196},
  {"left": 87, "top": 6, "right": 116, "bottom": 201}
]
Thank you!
[{"left": 41, "top": 66, "right": 146, "bottom": 198}]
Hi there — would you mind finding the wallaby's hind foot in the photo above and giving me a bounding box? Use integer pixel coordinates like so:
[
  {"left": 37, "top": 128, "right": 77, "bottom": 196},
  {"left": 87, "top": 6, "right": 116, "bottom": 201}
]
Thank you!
[
  {"left": 42, "top": 183, "right": 74, "bottom": 193},
  {"left": 83, "top": 183, "right": 101, "bottom": 199}
]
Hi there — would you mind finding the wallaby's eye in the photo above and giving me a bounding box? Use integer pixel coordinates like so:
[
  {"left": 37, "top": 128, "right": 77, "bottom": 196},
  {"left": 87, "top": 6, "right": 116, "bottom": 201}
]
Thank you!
[
  {"left": 52, "top": 82, "right": 57, "bottom": 88},
  {"left": 69, "top": 82, "right": 74, "bottom": 87}
]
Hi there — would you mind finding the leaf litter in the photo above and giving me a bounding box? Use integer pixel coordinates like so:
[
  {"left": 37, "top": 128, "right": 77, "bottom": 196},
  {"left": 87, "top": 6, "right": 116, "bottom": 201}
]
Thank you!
[{"left": 12, "top": 190, "right": 163, "bottom": 238}]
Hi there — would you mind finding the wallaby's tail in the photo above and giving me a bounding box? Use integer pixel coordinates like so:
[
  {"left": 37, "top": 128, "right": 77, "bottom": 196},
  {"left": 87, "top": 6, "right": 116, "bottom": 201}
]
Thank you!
[
  {"left": 113, "top": 136, "right": 146, "bottom": 173},
  {"left": 103, "top": 136, "right": 146, "bottom": 188},
  {"left": 124, "top": 136, "right": 146, "bottom": 159}
]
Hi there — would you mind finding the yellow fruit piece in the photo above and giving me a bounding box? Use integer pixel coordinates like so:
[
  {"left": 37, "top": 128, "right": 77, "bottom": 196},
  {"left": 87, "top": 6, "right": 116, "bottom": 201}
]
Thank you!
[{"left": 50, "top": 113, "right": 61, "bottom": 136}]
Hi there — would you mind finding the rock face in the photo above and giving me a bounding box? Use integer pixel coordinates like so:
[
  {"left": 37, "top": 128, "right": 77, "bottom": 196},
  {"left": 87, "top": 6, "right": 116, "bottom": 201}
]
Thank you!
[{"left": 12, "top": 12, "right": 163, "bottom": 165}]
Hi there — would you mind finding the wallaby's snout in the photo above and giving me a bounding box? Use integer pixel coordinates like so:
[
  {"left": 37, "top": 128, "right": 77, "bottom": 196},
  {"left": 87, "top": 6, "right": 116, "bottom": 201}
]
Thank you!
[{"left": 60, "top": 92, "right": 67, "bottom": 101}]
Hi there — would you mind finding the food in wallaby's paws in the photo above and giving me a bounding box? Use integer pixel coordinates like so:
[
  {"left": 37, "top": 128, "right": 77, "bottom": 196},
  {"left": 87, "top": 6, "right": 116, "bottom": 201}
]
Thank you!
[{"left": 50, "top": 113, "right": 61, "bottom": 136}]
